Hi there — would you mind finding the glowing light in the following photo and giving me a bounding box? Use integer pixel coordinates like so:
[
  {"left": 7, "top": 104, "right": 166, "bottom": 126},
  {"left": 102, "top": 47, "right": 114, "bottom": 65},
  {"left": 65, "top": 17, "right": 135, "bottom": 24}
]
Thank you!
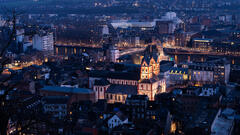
[
  {"left": 170, "top": 122, "right": 177, "bottom": 133},
  {"left": 86, "top": 67, "right": 91, "bottom": 70},
  {"left": 183, "top": 74, "right": 188, "bottom": 80},
  {"left": 74, "top": 48, "right": 76, "bottom": 54},
  {"left": 44, "top": 58, "right": 48, "bottom": 62}
]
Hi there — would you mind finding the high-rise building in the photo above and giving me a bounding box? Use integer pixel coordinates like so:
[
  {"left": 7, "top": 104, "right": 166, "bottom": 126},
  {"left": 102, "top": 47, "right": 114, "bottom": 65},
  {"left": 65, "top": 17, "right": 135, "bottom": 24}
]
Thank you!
[
  {"left": 33, "top": 32, "right": 54, "bottom": 51},
  {"left": 155, "top": 21, "right": 174, "bottom": 34},
  {"left": 155, "top": 12, "right": 183, "bottom": 34}
]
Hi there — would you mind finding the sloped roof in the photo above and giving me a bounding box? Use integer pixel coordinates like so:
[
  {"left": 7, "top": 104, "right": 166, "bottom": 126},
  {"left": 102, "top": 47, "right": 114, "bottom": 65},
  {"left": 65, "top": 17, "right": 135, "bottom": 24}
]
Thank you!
[
  {"left": 116, "top": 112, "right": 128, "bottom": 121},
  {"left": 94, "top": 78, "right": 110, "bottom": 86},
  {"left": 89, "top": 70, "right": 140, "bottom": 81},
  {"left": 106, "top": 84, "right": 137, "bottom": 95},
  {"left": 42, "top": 96, "right": 69, "bottom": 104},
  {"left": 41, "top": 86, "right": 93, "bottom": 94}
]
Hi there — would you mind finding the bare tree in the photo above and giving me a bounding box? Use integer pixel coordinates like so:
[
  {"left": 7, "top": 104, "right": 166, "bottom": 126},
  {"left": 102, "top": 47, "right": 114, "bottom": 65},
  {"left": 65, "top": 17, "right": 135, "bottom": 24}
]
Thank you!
[
  {"left": 0, "top": 9, "right": 17, "bottom": 135},
  {"left": 0, "top": 9, "right": 57, "bottom": 135}
]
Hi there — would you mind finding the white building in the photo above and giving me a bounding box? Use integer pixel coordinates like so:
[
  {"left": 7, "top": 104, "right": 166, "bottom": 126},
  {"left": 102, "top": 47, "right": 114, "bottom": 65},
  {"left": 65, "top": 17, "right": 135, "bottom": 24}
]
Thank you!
[
  {"left": 199, "top": 85, "right": 219, "bottom": 96},
  {"left": 16, "top": 29, "right": 25, "bottom": 43},
  {"left": 108, "top": 112, "right": 128, "bottom": 129},
  {"left": 191, "top": 70, "right": 214, "bottom": 83},
  {"left": 111, "top": 20, "right": 155, "bottom": 29},
  {"left": 33, "top": 32, "right": 54, "bottom": 51},
  {"left": 189, "top": 58, "right": 230, "bottom": 84},
  {"left": 102, "top": 25, "right": 109, "bottom": 35},
  {"left": 110, "top": 12, "right": 182, "bottom": 31},
  {"left": 109, "top": 45, "right": 119, "bottom": 62},
  {"left": 154, "top": 12, "right": 183, "bottom": 34},
  {"left": 93, "top": 79, "right": 110, "bottom": 102}
]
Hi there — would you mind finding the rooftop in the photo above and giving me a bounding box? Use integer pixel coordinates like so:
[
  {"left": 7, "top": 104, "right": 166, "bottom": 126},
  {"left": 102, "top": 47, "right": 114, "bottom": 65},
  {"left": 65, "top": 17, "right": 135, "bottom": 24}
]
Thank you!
[
  {"left": 94, "top": 78, "right": 110, "bottom": 86},
  {"left": 89, "top": 70, "right": 140, "bottom": 81},
  {"left": 41, "top": 86, "right": 94, "bottom": 94},
  {"left": 111, "top": 20, "right": 155, "bottom": 29},
  {"left": 126, "top": 95, "right": 149, "bottom": 101},
  {"left": 106, "top": 84, "right": 137, "bottom": 95},
  {"left": 42, "top": 96, "right": 69, "bottom": 104}
]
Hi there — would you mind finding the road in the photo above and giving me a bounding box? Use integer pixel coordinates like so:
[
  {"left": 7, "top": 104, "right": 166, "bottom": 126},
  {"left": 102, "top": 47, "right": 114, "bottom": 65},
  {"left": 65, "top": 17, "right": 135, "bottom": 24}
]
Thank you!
[{"left": 119, "top": 48, "right": 145, "bottom": 56}]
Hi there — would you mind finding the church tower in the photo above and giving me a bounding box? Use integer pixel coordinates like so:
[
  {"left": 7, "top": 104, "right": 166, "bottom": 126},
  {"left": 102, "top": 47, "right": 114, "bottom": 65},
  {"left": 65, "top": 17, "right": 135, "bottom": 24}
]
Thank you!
[
  {"left": 138, "top": 44, "right": 164, "bottom": 101},
  {"left": 140, "top": 57, "right": 153, "bottom": 80},
  {"left": 140, "top": 45, "right": 160, "bottom": 80}
]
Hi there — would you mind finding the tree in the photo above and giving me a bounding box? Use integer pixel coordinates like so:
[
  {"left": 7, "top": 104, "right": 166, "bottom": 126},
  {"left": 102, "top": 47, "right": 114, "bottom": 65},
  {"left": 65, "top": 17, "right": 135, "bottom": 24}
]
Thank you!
[
  {"left": 0, "top": 9, "right": 59, "bottom": 135},
  {"left": 0, "top": 9, "right": 17, "bottom": 135}
]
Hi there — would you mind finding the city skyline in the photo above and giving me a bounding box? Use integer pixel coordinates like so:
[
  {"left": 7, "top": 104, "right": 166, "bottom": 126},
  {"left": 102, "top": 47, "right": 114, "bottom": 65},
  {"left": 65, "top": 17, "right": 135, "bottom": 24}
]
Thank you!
[{"left": 0, "top": 0, "right": 240, "bottom": 135}]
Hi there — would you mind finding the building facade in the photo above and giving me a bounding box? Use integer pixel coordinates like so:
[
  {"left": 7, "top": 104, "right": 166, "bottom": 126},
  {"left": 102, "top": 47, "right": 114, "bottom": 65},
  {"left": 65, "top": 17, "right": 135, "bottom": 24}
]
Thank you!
[
  {"left": 108, "top": 112, "right": 128, "bottom": 129},
  {"left": 33, "top": 32, "right": 54, "bottom": 51},
  {"left": 40, "top": 86, "right": 95, "bottom": 103},
  {"left": 188, "top": 58, "right": 230, "bottom": 85},
  {"left": 192, "top": 38, "right": 213, "bottom": 51},
  {"left": 42, "top": 96, "right": 69, "bottom": 119},
  {"left": 93, "top": 79, "right": 110, "bottom": 102}
]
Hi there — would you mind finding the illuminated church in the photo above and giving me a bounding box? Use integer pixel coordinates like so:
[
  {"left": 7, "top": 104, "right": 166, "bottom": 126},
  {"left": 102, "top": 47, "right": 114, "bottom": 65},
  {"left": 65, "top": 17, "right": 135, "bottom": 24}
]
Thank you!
[
  {"left": 90, "top": 44, "right": 167, "bottom": 103},
  {"left": 138, "top": 45, "right": 166, "bottom": 100}
]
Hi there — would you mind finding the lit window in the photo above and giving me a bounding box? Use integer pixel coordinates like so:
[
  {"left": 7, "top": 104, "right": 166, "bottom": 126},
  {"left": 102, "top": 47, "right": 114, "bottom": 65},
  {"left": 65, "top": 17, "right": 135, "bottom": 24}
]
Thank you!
[{"left": 74, "top": 48, "right": 76, "bottom": 54}]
